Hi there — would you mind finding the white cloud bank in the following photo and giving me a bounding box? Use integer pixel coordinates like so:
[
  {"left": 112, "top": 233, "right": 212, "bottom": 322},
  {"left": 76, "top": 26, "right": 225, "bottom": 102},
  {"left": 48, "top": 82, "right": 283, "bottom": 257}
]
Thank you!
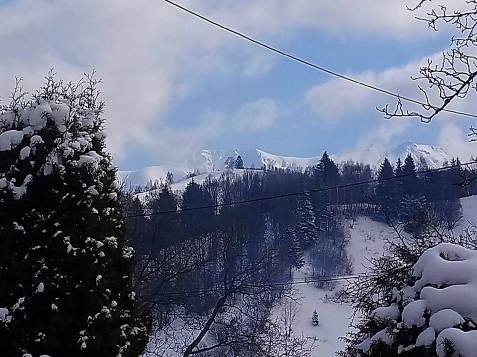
[
  {"left": 306, "top": 50, "right": 477, "bottom": 161},
  {"left": 234, "top": 98, "right": 278, "bottom": 132},
  {"left": 438, "top": 123, "right": 477, "bottom": 162},
  {"left": 0, "top": 0, "right": 455, "bottom": 165}
]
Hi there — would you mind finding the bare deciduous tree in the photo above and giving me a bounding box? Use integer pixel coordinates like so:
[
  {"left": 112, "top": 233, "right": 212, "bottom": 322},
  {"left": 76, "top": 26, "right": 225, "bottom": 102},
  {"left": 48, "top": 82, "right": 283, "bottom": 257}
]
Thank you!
[{"left": 380, "top": 1, "right": 477, "bottom": 130}]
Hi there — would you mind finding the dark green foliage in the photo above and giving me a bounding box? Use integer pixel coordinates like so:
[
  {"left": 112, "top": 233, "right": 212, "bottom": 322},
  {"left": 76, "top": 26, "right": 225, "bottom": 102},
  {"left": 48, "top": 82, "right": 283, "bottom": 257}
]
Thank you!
[
  {"left": 400, "top": 154, "right": 418, "bottom": 197},
  {"left": 224, "top": 156, "right": 236, "bottom": 169},
  {"left": 311, "top": 310, "right": 320, "bottom": 326},
  {"left": 338, "top": 160, "right": 373, "bottom": 217},
  {"left": 0, "top": 74, "right": 149, "bottom": 357},
  {"left": 374, "top": 158, "right": 397, "bottom": 220},
  {"left": 295, "top": 190, "right": 317, "bottom": 248},
  {"left": 288, "top": 228, "right": 305, "bottom": 270},
  {"left": 236, "top": 155, "right": 244, "bottom": 169}
]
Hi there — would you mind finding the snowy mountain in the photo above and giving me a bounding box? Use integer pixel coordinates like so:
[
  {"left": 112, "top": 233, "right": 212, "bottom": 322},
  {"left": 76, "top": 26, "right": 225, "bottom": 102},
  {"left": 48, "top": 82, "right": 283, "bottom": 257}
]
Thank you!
[
  {"left": 119, "top": 142, "right": 451, "bottom": 190},
  {"left": 333, "top": 141, "right": 450, "bottom": 170},
  {"left": 119, "top": 149, "right": 322, "bottom": 189}
]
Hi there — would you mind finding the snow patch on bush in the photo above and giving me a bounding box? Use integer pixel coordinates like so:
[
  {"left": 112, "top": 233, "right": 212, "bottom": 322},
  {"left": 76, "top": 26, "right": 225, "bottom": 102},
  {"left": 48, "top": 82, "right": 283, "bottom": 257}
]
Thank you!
[
  {"left": 430, "top": 309, "right": 465, "bottom": 333},
  {"left": 0, "top": 130, "right": 23, "bottom": 150},
  {"left": 436, "top": 329, "right": 477, "bottom": 357},
  {"left": 358, "top": 243, "right": 477, "bottom": 356}
]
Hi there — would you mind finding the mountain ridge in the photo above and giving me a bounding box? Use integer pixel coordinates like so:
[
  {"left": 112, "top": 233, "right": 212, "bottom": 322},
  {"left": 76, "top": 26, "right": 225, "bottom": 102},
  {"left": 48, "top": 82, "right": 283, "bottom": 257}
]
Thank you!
[{"left": 118, "top": 142, "right": 452, "bottom": 189}]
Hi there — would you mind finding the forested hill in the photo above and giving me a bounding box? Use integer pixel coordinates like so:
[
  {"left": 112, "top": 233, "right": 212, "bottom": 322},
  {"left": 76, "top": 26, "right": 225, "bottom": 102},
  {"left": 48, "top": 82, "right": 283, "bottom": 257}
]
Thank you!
[{"left": 122, "top": 151, "right": 473, "bottom": 356}]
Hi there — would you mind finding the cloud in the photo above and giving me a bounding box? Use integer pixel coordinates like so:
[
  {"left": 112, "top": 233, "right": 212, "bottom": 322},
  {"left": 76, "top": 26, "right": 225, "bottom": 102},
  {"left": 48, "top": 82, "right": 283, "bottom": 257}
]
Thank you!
[
  {"left": 438, "top": 123, "right": 477, "bottom": 162},
  {"left": 0, "top": 0, "right": 460, "bottom": 166},
  {"left": 233, "top": 98, "right": 278, "bottom": 132},
  {"left": 205, "top": 0, "right": 438, "bottom": 38},
  {"left": 334, "top": 117, "right": 413, "bottom": 165},
  {"left": 150, "top": 110, "right": 226, "bottom": 165},
  {"left": 305, "top": 43, "right": 477, "bottom": 124},
  {"left": 305, "top": 60, "right": 429, "bottom": 120},
  {"left": 360, "top": 118, "right": 412, "bottom": 149}
]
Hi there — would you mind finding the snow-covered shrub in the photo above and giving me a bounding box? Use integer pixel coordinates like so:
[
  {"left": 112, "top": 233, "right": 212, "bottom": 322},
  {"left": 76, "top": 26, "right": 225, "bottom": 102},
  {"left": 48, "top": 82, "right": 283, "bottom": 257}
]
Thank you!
[
  {"left": 340, "top": 243, "right": 477, "bottom": 357},
  {"left": 0, "top": 73, "right": 149, "bottom": 356}
]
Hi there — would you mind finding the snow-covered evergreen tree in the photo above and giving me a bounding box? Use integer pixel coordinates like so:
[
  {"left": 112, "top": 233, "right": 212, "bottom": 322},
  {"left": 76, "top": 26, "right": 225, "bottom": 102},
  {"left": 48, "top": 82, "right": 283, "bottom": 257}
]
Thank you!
[
  {"left": 311, "top": 310, "right": 320, "bottom": 326},
  {"left": 0, "top": 73, "right": 149, "bottom": 357},
  {"left": 288, "top": 228, "right": 305, "bottom": 270},
  {"left": 295, "top": 191, "right": 317, "bottom": 248},
  {"left": 339, "top": 242, "right": 477, "bottom": 357},
  {"left": 224, "top": 156, "right": 236, "bottom": 170}
]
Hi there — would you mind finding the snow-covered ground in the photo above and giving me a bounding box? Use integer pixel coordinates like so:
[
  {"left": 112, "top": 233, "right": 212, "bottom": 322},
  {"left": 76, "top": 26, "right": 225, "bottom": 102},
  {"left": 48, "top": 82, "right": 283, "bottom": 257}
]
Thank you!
[
  {"left": 143, "top": 196, "right": 477, "bottom": 356},
  {"left": 286, "top": 195, "right": 477, "bottom": 357},
  {"left": 285, "top": 217, "right": 390, "bottom": 356}
]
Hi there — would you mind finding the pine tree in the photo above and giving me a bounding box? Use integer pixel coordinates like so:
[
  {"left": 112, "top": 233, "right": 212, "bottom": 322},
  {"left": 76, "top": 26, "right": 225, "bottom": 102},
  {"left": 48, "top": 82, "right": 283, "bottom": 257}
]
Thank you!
[
  {"left": 0, "top": 74, "right": 149, "bottom": 357},
  {"left": 288, "top": 228, "right": 305, "bottom": 271},
  {"left": 374, "top": 158, "right": 396, "bottom": 220},
  {"left": 295, "top": 190, "right": 317, "bottom": 248},
  {"left": 146, "top": 185, "right": 181, "bottom": 252},
  {"left": 339, "top": 243, "right": 477, "bottom": 357},
  {"left": 235, "top": 155, "right": 244, "bottom": 169},
  {"left": 310, "top": 158, "right": 332, "bottom": 231},
  {"left": 165, "top": 171, "right": 174, "bottom": 185},
  {"left": 311, "top": 310, "right": 320, "bottom": 326},
  {"left": 394, "top": 157, "right": 404, "bottom": 198},
  {"left": 402, "top": 153, "right": 418, "bottom": 197},
  {"left": 319, "top": 151, "right": 339, "bottom": 203}
]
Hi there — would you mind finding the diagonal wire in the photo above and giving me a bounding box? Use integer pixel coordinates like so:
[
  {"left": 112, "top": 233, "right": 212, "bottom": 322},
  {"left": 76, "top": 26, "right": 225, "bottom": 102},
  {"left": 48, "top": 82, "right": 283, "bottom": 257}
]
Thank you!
[{"left": 163, "top": 0, "right": 477, "bottom": 119}]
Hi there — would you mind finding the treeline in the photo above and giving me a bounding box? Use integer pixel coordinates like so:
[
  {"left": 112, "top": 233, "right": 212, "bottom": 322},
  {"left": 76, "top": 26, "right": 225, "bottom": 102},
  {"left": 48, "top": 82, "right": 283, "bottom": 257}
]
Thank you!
[{"left": 372, "top": 155, "right": 468, "bottom": 234}]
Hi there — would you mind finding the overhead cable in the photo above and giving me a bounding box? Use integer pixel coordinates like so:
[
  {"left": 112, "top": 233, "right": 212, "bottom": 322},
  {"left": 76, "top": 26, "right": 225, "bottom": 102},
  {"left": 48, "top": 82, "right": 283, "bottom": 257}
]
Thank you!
[{"left": 163, "top": 0, "right": 477, "bottom": 119}]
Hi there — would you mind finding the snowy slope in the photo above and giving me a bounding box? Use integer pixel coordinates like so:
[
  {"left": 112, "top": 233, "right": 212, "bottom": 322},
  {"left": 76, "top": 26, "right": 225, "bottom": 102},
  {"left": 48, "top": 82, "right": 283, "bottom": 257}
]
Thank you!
[
  {"left": 287, "top": 195, "right": 477, "bottom": 357},
  {"left": 141, "top": 196, "right": 477, "bottom": 356},
  {"left": 286, "top": 217, "right": 390, "bottom": 357},
  {"left": 119, "top": 142, "right": 452, "bottom": 190}
]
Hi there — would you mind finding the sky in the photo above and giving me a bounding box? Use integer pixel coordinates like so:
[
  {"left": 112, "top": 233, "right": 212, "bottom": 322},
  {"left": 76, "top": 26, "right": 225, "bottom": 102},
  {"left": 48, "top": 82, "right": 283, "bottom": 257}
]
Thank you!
[{"left": 0, "top": 0, "right": 476, "bottom": 170}]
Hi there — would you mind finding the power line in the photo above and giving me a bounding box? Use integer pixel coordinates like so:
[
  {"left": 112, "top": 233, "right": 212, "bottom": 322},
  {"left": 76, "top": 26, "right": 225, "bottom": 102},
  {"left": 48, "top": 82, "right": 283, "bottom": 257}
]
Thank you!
[
  {"left": 124, "top": 159, "right": 475, "bottom": 219},
  {"left": 163, "top": 0, "right": 477, "bottom": 119}
]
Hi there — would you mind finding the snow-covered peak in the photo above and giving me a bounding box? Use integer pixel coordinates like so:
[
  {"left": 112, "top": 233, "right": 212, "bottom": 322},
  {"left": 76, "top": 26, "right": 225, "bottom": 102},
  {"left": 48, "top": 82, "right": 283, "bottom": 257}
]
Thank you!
[
  {"left": 118, "top": 149, "right": 322, "bottom": 189},
  {"left": 333, "top": 142, "right": 450, "bottom": 169},
  {"left": 118, "top": 142, "right": 452, "bottom": 190}
]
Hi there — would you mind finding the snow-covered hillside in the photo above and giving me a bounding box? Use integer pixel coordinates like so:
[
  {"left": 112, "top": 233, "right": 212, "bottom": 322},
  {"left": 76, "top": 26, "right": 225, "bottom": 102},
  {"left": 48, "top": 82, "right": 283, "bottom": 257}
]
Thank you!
[
  {"left": 119, "top": 142, "right": 452, "bottom": 190},
  {"left": 286, "top": 217, "right": 390, "bottom": 357},
  {"left": 142, "top": 195, "right": 477, "bottom": 356},
  {"left": 285, "top": 195, "right": 477, "bottom": 357}
]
